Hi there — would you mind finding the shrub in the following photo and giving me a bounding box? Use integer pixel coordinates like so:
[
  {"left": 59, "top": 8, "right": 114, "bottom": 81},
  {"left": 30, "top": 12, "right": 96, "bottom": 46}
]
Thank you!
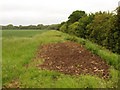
[
  {"left": 60, "top": 23, "right": 68, "bottom": 33},
  {"left": 68, "top": 22, "right": 79, "bottom": 35}
]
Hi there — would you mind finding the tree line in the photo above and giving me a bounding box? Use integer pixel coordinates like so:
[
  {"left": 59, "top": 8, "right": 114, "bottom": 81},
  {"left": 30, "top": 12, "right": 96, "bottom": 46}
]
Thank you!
[
  {"left": 2, "top": 24, "right": 58, "bottom": 30},
  {"left": 57, "top": 7, "right": 120, "bottom": 54}
]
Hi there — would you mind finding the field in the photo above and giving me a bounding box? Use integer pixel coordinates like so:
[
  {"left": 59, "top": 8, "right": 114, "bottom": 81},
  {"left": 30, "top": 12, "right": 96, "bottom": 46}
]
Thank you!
[{"left": 2, "top": 30, "right": 119, "bottom": 88}]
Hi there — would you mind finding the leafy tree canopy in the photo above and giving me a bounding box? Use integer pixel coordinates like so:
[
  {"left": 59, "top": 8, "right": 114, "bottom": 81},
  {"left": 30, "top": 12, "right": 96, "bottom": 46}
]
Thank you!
[{"left": 68, "top": 10, "right": 85, "bottom": 25}]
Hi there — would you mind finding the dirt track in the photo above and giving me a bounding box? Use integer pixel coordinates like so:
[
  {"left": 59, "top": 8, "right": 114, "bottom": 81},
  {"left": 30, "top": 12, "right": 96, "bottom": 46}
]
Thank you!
[{"left": 34, "top": 41, "right": 110, "bottom": 79}]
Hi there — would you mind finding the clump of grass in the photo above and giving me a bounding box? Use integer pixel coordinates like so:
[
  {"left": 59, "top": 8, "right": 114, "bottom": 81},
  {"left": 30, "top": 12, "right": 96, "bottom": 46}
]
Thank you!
[
  {"left": 110, "top": 67, "right": 119, "bottom": 83},
  {"left": 77, "top": 64, "right": 80, "bottom": 68},
  {"left": 107, "top": 67, "right": 119, "bottom": 88},
  {"left": 19, "top": 66, "right": 119, "bottom": 88},
  {"left": 84, "top": 40, "right": 119, "bottom": 69},
  {"left": 84, "top": 41, "right": 100, "bottom": 54},
  {"left": 65, "top": 36, "right": 78, "bottom": 42}
]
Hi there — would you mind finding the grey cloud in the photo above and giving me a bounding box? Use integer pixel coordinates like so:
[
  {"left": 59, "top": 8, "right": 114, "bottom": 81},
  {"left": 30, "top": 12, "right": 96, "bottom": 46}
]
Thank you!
[{"left": 0, "top": 0, "right": 119, "bottom": 25}]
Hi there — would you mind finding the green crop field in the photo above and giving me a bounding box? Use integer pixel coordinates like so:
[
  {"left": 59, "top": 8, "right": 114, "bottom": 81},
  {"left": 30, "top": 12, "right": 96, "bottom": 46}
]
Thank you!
[
  {"left": 2, "top": 30, "right": 49, "bottom": 38},
  {"left": 2, "top": 30, "right": 119, "bottom": 88}
]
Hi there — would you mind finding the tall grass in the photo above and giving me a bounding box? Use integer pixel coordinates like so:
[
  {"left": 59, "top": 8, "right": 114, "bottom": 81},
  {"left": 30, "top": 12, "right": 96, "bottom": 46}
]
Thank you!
[
  {"left": 2, "top": 30, "right": 119, "bottom": 88},
  {"left": 18, "top": 67, "right": 107, "bottom": 88},
  {"left": 2, "top": 30, "right": 66, "bottom": 86}
]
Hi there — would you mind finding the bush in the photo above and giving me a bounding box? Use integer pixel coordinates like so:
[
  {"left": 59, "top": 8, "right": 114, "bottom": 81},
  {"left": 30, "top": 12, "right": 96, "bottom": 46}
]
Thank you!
[
  {"left": 59, "top": 9, "right": 120, "bottom": 54},
  {"left": 68, "top": 22, "right": 79, "bottom": 35},
  {"left": 60, "top": 23, "right": 68, "bottom": 33}
]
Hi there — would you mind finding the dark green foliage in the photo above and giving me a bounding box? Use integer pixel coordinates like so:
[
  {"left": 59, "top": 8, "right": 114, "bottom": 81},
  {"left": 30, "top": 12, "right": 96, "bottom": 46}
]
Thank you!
[
  {"left": 68, "top": 10, "right": 85, "bottom": 25},
  {"left": 76, "top": 13, "right": 95, "bottom": 38},
  {"left": 89, "top": 12, "right": 114, "bottom": 44},
  {"left": 114, "top": 7, "right": 120, "bottom": 53},
  {"left": 59, "top": 8, "right": 120, "bottom": 54},
  {"left": 87, "top": 11, "right": 120, "bottom": 54}
]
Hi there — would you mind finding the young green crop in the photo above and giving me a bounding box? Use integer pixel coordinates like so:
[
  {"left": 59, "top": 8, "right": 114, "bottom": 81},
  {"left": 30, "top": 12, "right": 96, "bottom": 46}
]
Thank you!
[{"left": 2, "top": 30, "right": 49, "bottom": 38}]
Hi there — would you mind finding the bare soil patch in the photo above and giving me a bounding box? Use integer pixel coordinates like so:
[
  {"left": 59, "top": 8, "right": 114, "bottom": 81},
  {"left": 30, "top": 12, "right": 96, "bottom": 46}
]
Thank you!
[
  {"left": 34, "top": 41, "right": 110, "bottom": 79},
  {"left": 48, "top": 35, "right": 62, "bottom": 37}
]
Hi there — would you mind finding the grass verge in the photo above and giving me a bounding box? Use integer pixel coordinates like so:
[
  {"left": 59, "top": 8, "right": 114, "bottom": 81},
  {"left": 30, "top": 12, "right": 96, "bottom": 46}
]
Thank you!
[{"left": 2, "top": 30, "right": 119, "bottom": 88}]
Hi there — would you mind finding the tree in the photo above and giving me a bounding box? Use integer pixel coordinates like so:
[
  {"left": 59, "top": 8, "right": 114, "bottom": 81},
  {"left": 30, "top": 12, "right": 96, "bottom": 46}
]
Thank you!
[
  {"left": 7, "top": 24, "right": 14, "bottom": 29},
  {"left": 87, "top": 11, "right": 120, "bottom": 53},
  {"left": 37, "top": 24, "right": 44, "bottom": 29},
  {"left": 68, "top": 10, "right": 85, "bottom": 25},
  {"left": 76, "top": 14, "right": 94, "bottom": 38}
]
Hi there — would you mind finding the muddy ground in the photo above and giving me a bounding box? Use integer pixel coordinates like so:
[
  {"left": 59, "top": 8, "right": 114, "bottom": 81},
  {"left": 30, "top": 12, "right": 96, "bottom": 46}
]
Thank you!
[{"left": 34, "top": 41, "right": 110, "bottom": 79}]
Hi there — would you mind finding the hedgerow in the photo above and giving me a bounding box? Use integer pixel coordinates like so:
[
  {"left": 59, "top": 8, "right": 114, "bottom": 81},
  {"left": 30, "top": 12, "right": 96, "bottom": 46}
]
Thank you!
[{"left": 58, "top": 7, "right": 120, "bottom": 54}]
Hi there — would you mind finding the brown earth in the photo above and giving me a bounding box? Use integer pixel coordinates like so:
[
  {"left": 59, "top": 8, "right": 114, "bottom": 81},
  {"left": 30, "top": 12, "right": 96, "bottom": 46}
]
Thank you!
[
  {"left": 48, "top": 35, "right": 62, "bottom": 37},
  {"left": 34, "top": 41, "right": 110, "bottom": 79}
]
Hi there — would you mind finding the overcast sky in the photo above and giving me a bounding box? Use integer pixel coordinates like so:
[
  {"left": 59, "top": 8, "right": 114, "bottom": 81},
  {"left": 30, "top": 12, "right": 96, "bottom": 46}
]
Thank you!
[{"left": 0, "top": 0, "right": 119, "bottom": 26}]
